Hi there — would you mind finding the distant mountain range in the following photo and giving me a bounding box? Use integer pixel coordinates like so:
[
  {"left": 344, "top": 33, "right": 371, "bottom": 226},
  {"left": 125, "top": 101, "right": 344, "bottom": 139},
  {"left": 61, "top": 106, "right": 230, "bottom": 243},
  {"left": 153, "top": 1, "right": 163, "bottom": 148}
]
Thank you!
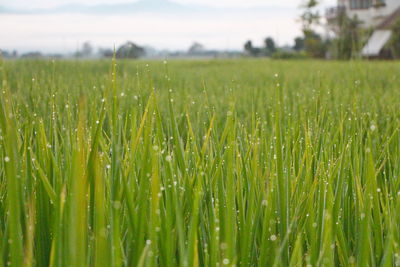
[{"left": 0, "top": 0, "right": 296, "bottom": 15}]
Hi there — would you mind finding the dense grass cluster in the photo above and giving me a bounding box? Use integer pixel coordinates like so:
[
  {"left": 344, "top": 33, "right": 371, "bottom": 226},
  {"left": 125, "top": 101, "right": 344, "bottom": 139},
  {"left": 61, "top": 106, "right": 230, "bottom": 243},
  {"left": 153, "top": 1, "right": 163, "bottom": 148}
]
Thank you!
[{"left": 0, "top": 58, "right": 399, "bottom": 266}]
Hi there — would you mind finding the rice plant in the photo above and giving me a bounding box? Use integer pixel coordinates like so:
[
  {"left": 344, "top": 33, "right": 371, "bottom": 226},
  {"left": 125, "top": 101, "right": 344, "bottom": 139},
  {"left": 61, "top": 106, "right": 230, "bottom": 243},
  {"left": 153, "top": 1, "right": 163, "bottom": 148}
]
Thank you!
[{"left": 0, "top": 57, "right": 399, "bottom": 266}]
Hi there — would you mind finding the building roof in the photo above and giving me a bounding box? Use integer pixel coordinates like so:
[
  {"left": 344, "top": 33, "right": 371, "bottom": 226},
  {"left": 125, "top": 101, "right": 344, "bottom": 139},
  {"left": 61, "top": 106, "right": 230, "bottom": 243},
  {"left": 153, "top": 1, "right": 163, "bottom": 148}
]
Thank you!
[
  {"left": 362, "top": 30, "right": 392, "bottom": 56},
  {"left": 377, "top": 7, "right": 400, "bottom": 29}
]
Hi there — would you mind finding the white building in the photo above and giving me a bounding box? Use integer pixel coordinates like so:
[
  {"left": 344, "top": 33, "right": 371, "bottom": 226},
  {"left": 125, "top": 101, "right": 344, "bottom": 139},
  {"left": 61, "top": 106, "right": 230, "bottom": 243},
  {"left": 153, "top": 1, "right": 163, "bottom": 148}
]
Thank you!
[{"left": 326, "top": 0, "right": 400, "bottom": 56}]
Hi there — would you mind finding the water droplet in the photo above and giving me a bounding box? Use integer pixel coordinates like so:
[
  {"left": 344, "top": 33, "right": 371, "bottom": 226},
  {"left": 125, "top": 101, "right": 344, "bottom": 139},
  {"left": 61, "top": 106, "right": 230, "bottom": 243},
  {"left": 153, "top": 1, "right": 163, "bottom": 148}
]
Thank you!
[{"left": 113, "top": 201, "right": 121, "bottom": 209}]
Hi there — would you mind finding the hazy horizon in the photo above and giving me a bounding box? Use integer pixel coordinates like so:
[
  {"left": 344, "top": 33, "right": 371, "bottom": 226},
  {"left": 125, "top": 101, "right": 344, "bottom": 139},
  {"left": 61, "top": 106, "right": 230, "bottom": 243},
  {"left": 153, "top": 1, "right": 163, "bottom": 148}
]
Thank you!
[{"left": 1, "top": 0, "right": 336, "bottom": 54}]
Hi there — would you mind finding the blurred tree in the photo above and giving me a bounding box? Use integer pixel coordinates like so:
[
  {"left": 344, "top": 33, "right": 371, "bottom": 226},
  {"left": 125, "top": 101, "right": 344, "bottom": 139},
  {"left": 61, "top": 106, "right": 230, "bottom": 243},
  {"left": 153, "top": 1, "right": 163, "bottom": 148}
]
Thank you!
[
  {"left": 293, "top": 37, "right": 305, "bottom": 51},
  {"left": 21, "top": 52, "right": 43, "bottom": 58},
  {"left": 244, "top": 40, "right": 262, "bottom": 57},
  {"left": 300, "top": 0, "right": 320, "bottom": 32},
  {"left": 389, "top": 19, "right": 400, "bottom": 58},
  {"left": 303, "top": 30, "right": 328, "bottom": 58},
  {"left": 188, "top": 42, "right": 205, "bottom": 54},
  {"left": 264, "top": 37, "right": 276, "bottom": 56},
  {"left": 334, "top": 12, "right": 363, "bottom": 59},
  {"left": 82, "top": 41, "right": 93, "bottom": 57},
  {"left": 74, "top": 41, "right": 94, "bottom": 58},
  {"left": 338, "top": 14, "right": 362, "bottom": 59},
  {"left": 1, "top": 50, "right": 19, "bottom": 58},
  {"left": 300, "top": 0, "right": 328, "bottom": 58},
  {"left": 98, "top": 48, "right": 114, "bottom": 58},
  {"left": 116, "top": 42, "right": 145, "bottom": 59},
  {"left": 244, "top": 40, "right": 253, "bottom": 54}
]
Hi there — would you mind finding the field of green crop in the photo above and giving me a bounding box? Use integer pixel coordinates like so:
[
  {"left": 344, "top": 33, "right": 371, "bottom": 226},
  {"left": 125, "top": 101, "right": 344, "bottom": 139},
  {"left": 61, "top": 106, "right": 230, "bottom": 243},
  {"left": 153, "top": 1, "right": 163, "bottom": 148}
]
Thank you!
[{"left": 0, "top": 58, "right": 399, "bottom": 266}]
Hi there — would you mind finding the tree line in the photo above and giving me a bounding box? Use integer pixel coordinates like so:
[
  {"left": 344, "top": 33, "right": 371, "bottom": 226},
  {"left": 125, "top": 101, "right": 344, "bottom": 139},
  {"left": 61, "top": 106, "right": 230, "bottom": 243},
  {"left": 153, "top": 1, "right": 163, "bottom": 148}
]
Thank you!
[{"left": 244, "top": 0, "right": 400, "bottom": 59}]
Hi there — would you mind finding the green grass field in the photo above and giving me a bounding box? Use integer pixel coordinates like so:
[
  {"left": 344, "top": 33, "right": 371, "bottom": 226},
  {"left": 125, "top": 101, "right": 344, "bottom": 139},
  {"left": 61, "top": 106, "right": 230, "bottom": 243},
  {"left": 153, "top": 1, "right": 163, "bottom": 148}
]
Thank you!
[{"left": 0, "top": 58, "right": 399, "bottom": 266}]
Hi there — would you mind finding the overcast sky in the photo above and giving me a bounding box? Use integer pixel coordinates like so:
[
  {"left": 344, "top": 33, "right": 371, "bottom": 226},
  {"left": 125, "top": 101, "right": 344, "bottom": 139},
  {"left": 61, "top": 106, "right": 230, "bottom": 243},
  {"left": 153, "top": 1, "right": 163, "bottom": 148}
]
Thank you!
[
  {"left": 3, "top": 0, "right": 335, "bottom": 8},
  {"left": 1, "top": 0, "right": 337, "bottom": 53}
]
